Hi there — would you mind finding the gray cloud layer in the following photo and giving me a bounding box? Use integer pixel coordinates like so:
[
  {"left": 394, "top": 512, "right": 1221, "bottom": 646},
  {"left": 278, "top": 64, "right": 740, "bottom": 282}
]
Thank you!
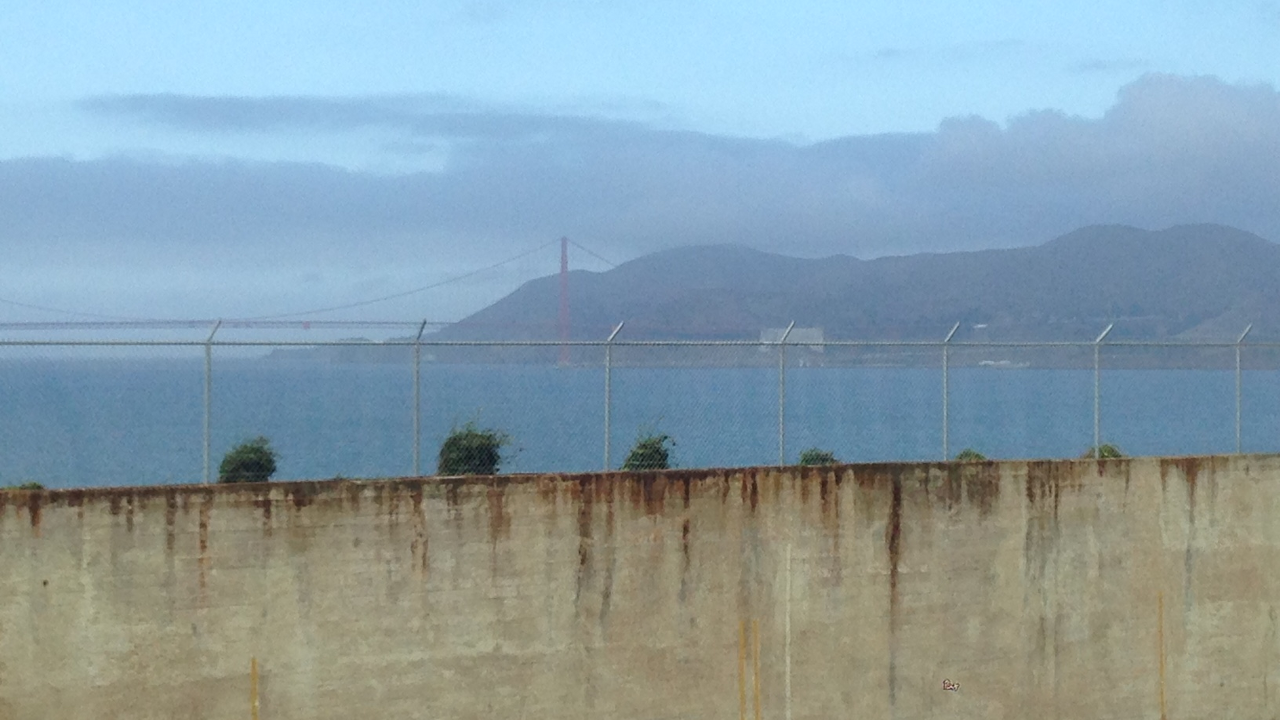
[
  {"left": 6, "top": 73, "right": 1279, "bottom": 319},
  {"left": 79, "top": 93, "right": 657, "bottom": 140}
]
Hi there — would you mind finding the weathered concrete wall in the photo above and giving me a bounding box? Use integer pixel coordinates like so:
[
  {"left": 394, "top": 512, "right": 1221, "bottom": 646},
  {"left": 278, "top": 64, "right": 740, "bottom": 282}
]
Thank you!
[{"left": 2, "top": 456, "right": 1279, "bottom": 719}]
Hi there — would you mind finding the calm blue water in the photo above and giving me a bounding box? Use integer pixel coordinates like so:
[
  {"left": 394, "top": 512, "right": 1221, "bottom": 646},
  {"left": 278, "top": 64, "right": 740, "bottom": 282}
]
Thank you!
[{"left": 3, "top": 358, "right": 1280, "bottom": 489}]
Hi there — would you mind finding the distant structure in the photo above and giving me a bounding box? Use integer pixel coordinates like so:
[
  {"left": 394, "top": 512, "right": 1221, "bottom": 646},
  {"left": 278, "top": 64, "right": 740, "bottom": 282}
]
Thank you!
[
  {"left": 760, "top": 326, "right": 825, "bottom": 366},
  {"left": 760, "top": 326, "right": 825, "bottom": 350},
  {"left": 559, "top": 237, "right": 570, "bottom": 366}
]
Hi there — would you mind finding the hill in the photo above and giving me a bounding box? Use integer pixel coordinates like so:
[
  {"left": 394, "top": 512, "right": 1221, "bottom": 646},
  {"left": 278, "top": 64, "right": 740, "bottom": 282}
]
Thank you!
[{"left": 432, "top": 224, "right": 1280, "bottom": 343}]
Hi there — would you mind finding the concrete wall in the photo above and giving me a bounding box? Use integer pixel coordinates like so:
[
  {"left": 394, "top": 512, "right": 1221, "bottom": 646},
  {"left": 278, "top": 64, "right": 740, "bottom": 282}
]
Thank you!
[{"left": 2, "top": 456, "right": 1279, "bottom": 719}]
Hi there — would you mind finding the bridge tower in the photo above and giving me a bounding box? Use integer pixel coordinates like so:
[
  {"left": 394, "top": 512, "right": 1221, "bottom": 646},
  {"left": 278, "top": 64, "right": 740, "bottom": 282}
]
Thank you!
[{"left": 558, "top": 237, "right": 570, "bottom": 366}]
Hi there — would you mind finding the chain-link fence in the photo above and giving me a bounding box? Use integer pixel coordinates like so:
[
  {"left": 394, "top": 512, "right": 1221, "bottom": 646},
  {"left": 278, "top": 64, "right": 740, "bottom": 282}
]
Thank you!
[{"left": 3, "top": 321, "right": 1279, "bottom": 489}]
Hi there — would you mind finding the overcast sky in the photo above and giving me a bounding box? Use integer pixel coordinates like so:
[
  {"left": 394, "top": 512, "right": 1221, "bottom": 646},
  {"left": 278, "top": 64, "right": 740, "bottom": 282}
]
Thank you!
[{"left": 3, "top": 1, "right": 1279, "bottom": 324}]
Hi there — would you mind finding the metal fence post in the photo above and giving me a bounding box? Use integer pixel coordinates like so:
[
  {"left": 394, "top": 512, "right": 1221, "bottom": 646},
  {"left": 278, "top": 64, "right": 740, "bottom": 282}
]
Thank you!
[
  {"left": 777, "top": 321, "right": 795, "bottom": 466},
  {"left": 941, "top": 322, "right": 960, "bottom": 460},
  {"left": 1236, "top": 324, "right": 1252, "bottom": 454},
  {"left": 413, "top": 319, "right": 428, "bottom": 476},
  {"left": 203, "top": 320, "right": 222, "bottom": 484},
  {"left": 604, "top": 322, "right": 624, "bottom": 470},
  {"left": 1093, "top": 323, "right": 1113, "bottom": 459}
]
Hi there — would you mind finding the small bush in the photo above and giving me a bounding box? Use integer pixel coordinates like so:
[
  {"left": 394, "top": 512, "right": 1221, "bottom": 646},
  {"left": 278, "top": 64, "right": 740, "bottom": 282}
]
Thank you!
[
  {"left": 3, "top": 481, "right": 45, "bottom": 491},
  {"left": 1082, "top": 443, "right": 1124, "bottom": 459},
  {"left": 437, "top": 422, "right": 509, "bottom": 476},
  {"left": 218, "top": 436, "right": 278, "bottom": 484},
  {"left": 954, "top": 448, "right": 987, "bottom": 462},
  {"left": 798, "top": 448, "right": 838, "bottom": 466},
  {"left": 622, "top": 433, "right": 674, "bottom": 471}
]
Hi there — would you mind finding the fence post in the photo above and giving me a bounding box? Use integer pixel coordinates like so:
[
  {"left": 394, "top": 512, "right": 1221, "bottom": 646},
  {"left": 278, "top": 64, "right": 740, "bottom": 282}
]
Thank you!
[
  {"left": 413, "top": 319, "right": 428, "bottom": 476},
  {"left": 1236, "top": 324, "right": 1252, "bottom": 454},
  {"left": 941, "top": 322, "right": 960, "bottom": 461},
  {"left": 777, "top": 321, "right": 795, "bottom": 466},
  {"left": 203, "top": 320, "right": 221, "bottom": 484},
  {"left": 1093, "top": 323, "right": 1113, "bottom": 458},
  {"left": 604, "top": 322, "right": 624, "bottom": 470}
]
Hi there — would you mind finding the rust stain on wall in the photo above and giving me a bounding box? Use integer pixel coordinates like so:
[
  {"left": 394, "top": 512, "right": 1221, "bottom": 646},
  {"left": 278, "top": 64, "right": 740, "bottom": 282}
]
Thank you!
[
  {"left": 679, "top": 474, "right": 694, "bottom": 600},
  {"left": 729, "top": 468, "right": 761, "bottom": 514},
  {"left": 164, "top": 488, "right": 178, "bottom": 553},
  {"left": 1024, "top": 461, "right": 1074, "bottom": 557},
  {"left": 535, "top": 474, "right": 559, "bottom": 507},
  {"left": 409, "top": 482, "right": 428, "bottom": 576},
  {"left": 254, "top": 488, "right": 273, "bottom": 537},
  {"left": 345, "top": 481, "right": 363, "bottom": 510},
  {"left": 886, "top": 468, "right": 903, "bottom": 707},
  {"left": 625, "top": 472, "right": 667, "bottom": 516},
  {"left": 797, "top": 468, "right": 812, "bottom": 509},
  {"left": 574, "top": 475, "right": 595, "bottom": 612},
  {"left": 26, "top": 490, "right": 43, "bottom": 536},
  {"left": 599, "top": 481, "right": 617, "bottom": 634},
  {"left": 1025, "top": 461, "right": 1084, "bottom": 521},
  {"left": 197, "top": 491, "right": 213, "bottom": 596},
  {"left": 66, "top": 489, "right": 85, "bottom": 523},
  {"left": 1164, "top": 457, "right": 1202, "bottom": 613},
  {"left": 124, "top": 494, "right": 135, "bottom": 534},
  {"left": 939, "top": 465, "right": 965, "bottom": 511},
  {"left": 965, "top": 463, "right": 1001, "bottom": 516},
  {"left": 285, "top": 482, "right": 319, "bottom": 511},
  {"left": 486, "top": 483, "right": 511, "bottom": 543},
  {"left": 389, "top": 484, "right": 405, "bottom": 525},
  {"left": 1023, "top": 460, "right": 1074, "bottom": 695},
  {"left": 444, "top": 479, "right": 464, "bottom": 523}
]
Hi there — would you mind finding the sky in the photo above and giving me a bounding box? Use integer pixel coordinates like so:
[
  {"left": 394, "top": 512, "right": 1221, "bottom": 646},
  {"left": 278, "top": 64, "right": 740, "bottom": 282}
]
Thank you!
[{"left": 2, "top": 0, "right": 1279, "bottom": 326}]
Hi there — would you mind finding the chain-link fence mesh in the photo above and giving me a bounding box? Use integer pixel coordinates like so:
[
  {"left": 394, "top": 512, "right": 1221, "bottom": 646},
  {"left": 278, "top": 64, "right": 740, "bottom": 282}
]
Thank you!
[
  {"left": 5, "top": 323, "right": 1280, "bottom": 488},
  {"left": 946, "top": 343, "right": 1095, "bottom": 461},
  {"left": 611, "top": 343, "right": 776, "bottom": 470},
  {"left": 0, "top": 343, "right": 206, "bottom": 488},
  {"left": 784, "top": 343, "right": 941, "bottom": 464}
]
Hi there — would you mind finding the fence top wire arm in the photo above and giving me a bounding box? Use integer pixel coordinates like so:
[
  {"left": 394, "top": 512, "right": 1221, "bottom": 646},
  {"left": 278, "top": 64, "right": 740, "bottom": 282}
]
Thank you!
[
  {"left": 778, "top": 321, "right": 796, "bottom": 345},
  {"left": 606, "top": 322, "right": 625, "bottom": 343}
]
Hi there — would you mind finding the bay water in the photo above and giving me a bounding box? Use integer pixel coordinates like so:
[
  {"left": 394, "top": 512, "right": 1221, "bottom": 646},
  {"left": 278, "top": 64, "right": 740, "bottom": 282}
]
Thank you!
[{"left": 3, "top": 358, "right": 1279, "bottom": 489}]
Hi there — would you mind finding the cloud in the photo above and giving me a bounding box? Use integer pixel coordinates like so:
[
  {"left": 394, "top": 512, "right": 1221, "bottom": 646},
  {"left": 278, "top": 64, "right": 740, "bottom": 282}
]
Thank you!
[
  {"left": 82, "top": 93, "right": 493, "bottom": 134},
  {"left": 80, "top": 93, "right": 660, "bottom": 142},
  {"left": 1070, "top": 58, "right": 1148, "bottom": 74},
  {"left": 8, "top": 74, "right": 1280, "bottom": 320},
  {"left": 872, "top": 39, "right": 1026, "bottom": 64}
]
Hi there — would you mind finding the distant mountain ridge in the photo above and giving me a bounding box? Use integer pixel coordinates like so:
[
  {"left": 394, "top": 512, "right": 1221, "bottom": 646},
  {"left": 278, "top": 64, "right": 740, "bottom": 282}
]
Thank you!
[{"left": 431, "top": 224, "right": 1280, "bottom": 342}]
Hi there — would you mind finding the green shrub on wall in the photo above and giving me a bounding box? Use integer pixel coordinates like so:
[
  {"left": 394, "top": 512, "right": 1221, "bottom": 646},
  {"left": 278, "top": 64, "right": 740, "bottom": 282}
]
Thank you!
[
  {"left": 218, "top": 436, "right": 278, "bottom": 483},
  {"left": 622, "top": 433, "right": 674, "bottom": 471},
  {"left": 954, "top": 448, "right": 987, "bottom": 461},
  {"left": 798, "top": 448, "right": 838, "bottom": 466},
  {"left": 437, "top": 422, "right": 510, "bottom": 476},
  {"left": 1082, "top": 444, "right": 1124, "bottom": 459}
]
